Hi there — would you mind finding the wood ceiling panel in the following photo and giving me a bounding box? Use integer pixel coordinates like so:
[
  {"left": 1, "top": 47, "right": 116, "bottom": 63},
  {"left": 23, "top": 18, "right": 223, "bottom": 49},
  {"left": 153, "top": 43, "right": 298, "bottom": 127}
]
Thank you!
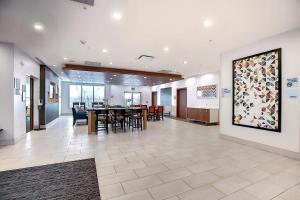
[{"left": 63, "top": 64, "right": 183, "bottom": 86}]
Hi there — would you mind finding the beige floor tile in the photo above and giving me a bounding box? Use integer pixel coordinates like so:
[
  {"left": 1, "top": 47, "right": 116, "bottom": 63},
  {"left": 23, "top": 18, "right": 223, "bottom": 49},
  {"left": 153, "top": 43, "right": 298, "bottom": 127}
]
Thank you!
[
  {"left": 149, "top": 180, "right": 191, "bottom": 200},
  {"left": 100, "top": 171, "right": 138, "bottom": 186},
  {"left": 158, "top": 168, "right": 192, "bottom": 182},
  {"left": 122, "top": 175, "right": 163, "bottom": 194},
  {"left": 211, "top": 166, "right": 243, "bottom": 178},
  {"left": 164, "top": 158, "right": 195, "bottom": 170},
  {"left": 265, "top": 171, "right": 300, "bottom": 189},
  {"left": 212, "top": 176, "right": 250, "bottom": 195},
  {"left": 97, "top": 166, "right": 116, "bottom": 177},
  {"left": 135, "top": 164, "right": 169, "bottom": 177},
  {"left": 243, "top": 180, "right": 285, "bottom": 199},
  {"left": 109, "top": 190, "right": 153, "bottom": 200},
  {"left": 238, "top": 168, "right": 270, "bottom": 183},
  {"left": 187, "top": 161, "right": 217, "bottom": 174},
  {"left": 183, "top": 172, "right": 219, "bottom": 188},
  {"left": 178, "top": 185, "right": 225, "bottom": 200},
  {"left": 220, "top": 190, "right": 259, "bottom": 200},
  {"left": 280, "top": 184, "right": 300, "bottom": 200},
  {"left": 114, "top": 161, "right": 146, "bottom": 172},
  {"left": 100, "top": 183, "right": 124, "bottom": 199}
]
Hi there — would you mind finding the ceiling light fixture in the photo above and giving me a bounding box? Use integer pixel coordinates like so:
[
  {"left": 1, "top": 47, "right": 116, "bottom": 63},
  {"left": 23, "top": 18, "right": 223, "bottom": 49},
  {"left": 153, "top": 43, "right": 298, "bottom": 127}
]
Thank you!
[
  {"left": 110, "top": 77, "right": 113, "bottom": 80},
  {"left": 63, "top": 57, "right": 68, "bottom": 60},
  {"left": 112, "top": 12, "right": 122, "bottom": 20},
  {"left": 102, "top": 49, "right": 108, "bottom": 53},
  {"left": 183, "top": 61, "right": 188, "bottom": 65},
  {"left": 169, "top": 78, "right": 173, "bottom": 81},
  {"left": 109, "top": 62, "right": 113, "bottom": 65},
  {"left": 144, "top": 77, "right": 147, "bottom": 79},
  {"left": 163, "top": 47, "right": 169, "bottom": 52},
  {"left": 33, "top": 23, "right": 45, "bottom": 31},
  {"left": 203, "top": 19, "right": 212, "bottom": 27},
  {"left": 113, "top": 74, "right": 117, "bottom": 77},
  {"left": 145, "top": 66, "right": 149, "bottom": 69},
  {"left": 52, "top": 64, "right": 56, "bottom": 67}
]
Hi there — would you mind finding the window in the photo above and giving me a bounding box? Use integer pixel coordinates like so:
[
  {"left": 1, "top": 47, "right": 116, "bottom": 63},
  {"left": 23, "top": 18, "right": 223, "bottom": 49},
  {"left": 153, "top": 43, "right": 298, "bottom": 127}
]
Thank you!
[
  {"left": 124, "top": 92, "right": 141, "bottom": 106},
  {"left": 69, "top": 84, "right": 105, "bottom": 108},
  {"left": 69, "top": 85, "right": 81, "bottom": 108},
  {"left": 82, "top": 85, "right": 93, "bottom": 108},
  {"left": 94, "top": 86, "right": 105, "bottom": 102}
]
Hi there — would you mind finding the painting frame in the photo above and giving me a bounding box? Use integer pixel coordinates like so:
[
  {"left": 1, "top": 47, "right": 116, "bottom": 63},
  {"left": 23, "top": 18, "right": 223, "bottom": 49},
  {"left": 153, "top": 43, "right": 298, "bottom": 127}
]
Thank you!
[{"left": 232, "top": 48, "right": 282, "bottom": 132}]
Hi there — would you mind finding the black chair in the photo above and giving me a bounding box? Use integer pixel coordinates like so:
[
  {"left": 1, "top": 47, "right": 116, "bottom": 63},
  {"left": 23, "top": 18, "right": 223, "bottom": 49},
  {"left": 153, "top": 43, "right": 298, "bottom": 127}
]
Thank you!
[
  {"left": 72, "top": 107, "right": 88, "bottom": 126},
  {"left": 111, "top": 109, "right": 126, "bottom": 133},
  {"left": 128, "top": 109, "right": 143, "bottom": 131},
  {"left": 96, "top": 109, "right": 109, "bottom": 134}
]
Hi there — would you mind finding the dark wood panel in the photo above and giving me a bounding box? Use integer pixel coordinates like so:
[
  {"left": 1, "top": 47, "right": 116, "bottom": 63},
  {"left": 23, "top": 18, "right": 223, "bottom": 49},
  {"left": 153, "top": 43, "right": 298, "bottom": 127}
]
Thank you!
[
  {"left": 187, "top": 108, "right": 210, "bottom": 123},
  {"left": 63, "top": 64, "right": 183, "bottom": 86},
  {"left": 176, "top": 88, "right": 187, "bottom": 119},
  {"left": 152, "top": 92, "right": 157, "bottom": 106}
]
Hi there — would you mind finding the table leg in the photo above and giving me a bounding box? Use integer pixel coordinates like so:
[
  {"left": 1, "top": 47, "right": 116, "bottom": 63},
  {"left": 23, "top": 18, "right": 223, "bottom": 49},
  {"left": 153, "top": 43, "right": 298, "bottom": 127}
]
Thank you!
[
  {"left": 88, "top": 111, "right": 96, "bottom": 134},
  {"left": 143, "top": 109, "right": 147, "bottom": 130}
]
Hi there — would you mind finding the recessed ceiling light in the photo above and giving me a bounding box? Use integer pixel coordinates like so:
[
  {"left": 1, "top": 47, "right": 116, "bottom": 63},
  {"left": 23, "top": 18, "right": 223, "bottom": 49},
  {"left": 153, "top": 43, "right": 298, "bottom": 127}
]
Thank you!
[
  {"left": 109, "top": 62, "right": 113, "bottom": 65},
  {"left": 144, "top": 77, "right": 147, "bottom": 79},
  {"left": 102, "top": 49, "right": 108, "bottom": 53},
  {"left": 112, "top": 12, "right": 122, "bottom": 20},
  {"left": 110, "top": 77, "right": 113, "bottom": 80},
  {"left": 183, "top": 61, "right": 188, "bottom": 65},
  {"left": 52, "top": 64, "right": 56, "bottom": 67},
  {"left": 163, "top": 47, "right": 169, "bottom": 52},
  {"left": 113, "top": 74, "right": 117, "bottom": 77},
  {"left": 63, "top": 57, "right": 68, "bottom": 60},
  {"left": 203, "top": 19, "right": 212, "bottom": 27},
  {"left": 169, "top": 78, "right": 173, "bottom": 81},
  {"left": 33, "top": 23, "right": 44, "bottom": 31}
]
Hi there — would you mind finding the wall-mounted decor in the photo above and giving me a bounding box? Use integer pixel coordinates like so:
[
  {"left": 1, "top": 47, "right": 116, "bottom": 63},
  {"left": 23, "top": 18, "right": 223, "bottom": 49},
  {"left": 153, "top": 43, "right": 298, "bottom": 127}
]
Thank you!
[
  {"left": 197, "top": 85, "right": 217, "bottom": 98},
  {"left": 232, "top": 48, "right": 281, "bottom": 132},
  {"left": 48, "top": 81, "right": 59, "bottom": 103},
  {"left": 22, "top": 84, "right": 26, "bottom": 102},
  {"left": 14, "top": 78, "right": 21, "bottom": 95}
]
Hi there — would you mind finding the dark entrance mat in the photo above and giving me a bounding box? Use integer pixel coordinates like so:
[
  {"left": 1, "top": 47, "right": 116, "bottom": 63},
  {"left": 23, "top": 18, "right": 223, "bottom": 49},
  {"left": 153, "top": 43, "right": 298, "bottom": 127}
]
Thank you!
[{"left": 0, "top": 158, "right": 100, "bottom": 200}]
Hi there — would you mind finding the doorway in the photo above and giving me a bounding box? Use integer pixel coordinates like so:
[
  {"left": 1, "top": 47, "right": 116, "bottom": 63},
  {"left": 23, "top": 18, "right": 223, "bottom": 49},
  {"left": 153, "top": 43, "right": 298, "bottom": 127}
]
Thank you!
[
  {"left": 26, "top": 76, "right": 34, "bottom": 132},
  {"left": 151, "top": 92, "right": 157, "bottom": 106},
  {"left": 176, "top": 88, "right": 187, "bottom": 119}
]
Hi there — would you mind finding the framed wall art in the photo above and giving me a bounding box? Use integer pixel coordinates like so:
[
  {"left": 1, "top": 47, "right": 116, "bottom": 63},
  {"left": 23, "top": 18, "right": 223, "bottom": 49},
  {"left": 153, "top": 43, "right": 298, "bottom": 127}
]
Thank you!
[
  {"left": 197, "top": 85, "right": 217, "bottom": 98},
  {"left": 232, "top": 48, "right": 281, "bottom": 132}
]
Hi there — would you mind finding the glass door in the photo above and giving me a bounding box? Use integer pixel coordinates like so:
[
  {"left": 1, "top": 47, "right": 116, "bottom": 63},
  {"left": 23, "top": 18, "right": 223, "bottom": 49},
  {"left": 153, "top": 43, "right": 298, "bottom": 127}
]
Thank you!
[{"left": 124, "top": 92, "right": 141, "bottom": 106}]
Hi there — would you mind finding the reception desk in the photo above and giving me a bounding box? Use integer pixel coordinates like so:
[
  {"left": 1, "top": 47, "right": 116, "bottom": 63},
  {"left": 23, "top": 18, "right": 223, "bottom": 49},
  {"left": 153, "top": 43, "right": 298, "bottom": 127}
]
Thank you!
[{"left": 87, "top": 107, "right": 148, "bottom": 134}]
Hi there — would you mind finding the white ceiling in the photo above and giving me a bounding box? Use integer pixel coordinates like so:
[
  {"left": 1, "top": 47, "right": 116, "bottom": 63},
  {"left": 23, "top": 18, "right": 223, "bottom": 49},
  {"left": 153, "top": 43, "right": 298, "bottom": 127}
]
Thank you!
[{"left": 0, "top": 0, "right": 300, "bottom": 79}]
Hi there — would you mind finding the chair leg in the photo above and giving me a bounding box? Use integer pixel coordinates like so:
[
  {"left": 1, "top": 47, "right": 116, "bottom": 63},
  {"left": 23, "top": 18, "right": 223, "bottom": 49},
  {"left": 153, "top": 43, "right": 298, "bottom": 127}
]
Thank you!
[{"left": 73, "top": 118, "right": 76, "bottom": 126}]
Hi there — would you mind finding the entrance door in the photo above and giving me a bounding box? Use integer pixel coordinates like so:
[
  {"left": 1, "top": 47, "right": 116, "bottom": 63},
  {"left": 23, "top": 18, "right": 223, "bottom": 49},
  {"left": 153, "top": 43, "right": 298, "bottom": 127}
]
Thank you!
[
  {"left": 26, "top": 77, "right": 34, "bottom": 132},
  {"left": 152, "top": 92, "right": 157, "bottom": 106},
  {"left": 176, "top": 88, "right": 187, "bottom": 118}
]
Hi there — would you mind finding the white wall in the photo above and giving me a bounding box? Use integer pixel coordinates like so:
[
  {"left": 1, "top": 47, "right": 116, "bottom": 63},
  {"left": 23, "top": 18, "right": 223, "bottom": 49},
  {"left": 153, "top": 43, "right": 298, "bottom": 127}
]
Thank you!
[
  {"left": 0, "top": 43, "right": 14, "bottom": 145},
  {"left": 152, "top": 72, "right": 220, "bottom": 116},
  {"left": 220, "top": 28, "right": 300, "bottom": 153},
  {"left": 13, "top": 46, "right": 40, "bottom": 142},
  {"left": 0, "top": 43, "right": 40, "bottom": 145},
  {"left": 109, "top": 85, "right": 152, "bottom": 106}
]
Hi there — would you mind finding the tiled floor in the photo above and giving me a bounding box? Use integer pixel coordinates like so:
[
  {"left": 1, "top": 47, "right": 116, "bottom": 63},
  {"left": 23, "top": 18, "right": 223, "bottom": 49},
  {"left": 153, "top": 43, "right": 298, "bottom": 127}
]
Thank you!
[{"left": 1, "top": 116, "right": 300, "bottom": 200}]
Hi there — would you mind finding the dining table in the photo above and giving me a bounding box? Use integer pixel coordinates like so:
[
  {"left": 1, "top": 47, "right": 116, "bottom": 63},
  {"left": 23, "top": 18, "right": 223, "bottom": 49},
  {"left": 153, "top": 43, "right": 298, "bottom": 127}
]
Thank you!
[{"left": 86, "top": 107, "right": 148, "bottom": 134}]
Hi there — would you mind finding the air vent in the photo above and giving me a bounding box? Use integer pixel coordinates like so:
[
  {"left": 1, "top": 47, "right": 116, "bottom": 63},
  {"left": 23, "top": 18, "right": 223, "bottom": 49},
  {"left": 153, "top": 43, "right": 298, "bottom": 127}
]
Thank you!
[
  {"left": 137, "top": 55, "right": 155, "bottom": 62},
  {"left": 71, "top": 0, "right": 94, "bottom": 6},
  {"left": 84, "top": 61, "right": 101, "bottom": 67}
]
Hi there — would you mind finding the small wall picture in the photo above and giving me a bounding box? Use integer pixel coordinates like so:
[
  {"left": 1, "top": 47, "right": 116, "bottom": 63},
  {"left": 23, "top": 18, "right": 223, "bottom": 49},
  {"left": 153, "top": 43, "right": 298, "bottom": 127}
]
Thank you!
[
  {"left": 15, "top": 78, "right": 21, "bottom": 95},
  {"left": 197, "top": 85, "right": 217, "bottom": 98}
]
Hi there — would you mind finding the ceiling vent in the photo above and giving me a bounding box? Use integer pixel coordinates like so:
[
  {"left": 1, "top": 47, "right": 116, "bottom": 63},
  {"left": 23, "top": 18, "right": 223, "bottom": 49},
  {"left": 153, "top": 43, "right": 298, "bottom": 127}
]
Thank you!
[
  {"left": 157, "top": 69, "right": 178, "bottom": 74},
  {"left": 84, "top": 61, "right": 101, "bottom": 67},
  {"left": 137, "top": 55, "right": 155, "bottom": 62},
  {"left": 71, "top": 0, "right": 94, "bottom": 6}
]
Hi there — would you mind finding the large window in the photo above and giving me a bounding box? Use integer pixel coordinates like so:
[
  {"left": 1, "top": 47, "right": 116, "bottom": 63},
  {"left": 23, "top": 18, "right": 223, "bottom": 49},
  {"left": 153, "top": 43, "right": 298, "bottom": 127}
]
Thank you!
[
  {"left": 69, "top": 84, "right": 105, "bottom": 108},
  {"left": 124, "top": 92, "right": 141, "bottom": 106}
]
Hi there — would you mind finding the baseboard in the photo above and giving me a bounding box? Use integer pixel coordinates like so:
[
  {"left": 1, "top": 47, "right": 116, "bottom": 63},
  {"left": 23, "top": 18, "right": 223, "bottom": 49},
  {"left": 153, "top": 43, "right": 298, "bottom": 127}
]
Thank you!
[
  {"left": 0, "top": 138, "right": 14, "bottom": 146},
  {"left": 220, "top": 134, "right": 300, "bottom": 160}
]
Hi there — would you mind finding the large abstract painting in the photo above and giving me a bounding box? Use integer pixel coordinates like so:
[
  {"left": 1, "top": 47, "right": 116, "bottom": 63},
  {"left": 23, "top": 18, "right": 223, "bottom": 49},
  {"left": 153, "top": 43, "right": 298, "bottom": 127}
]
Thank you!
[{"left": 232, "top": 48, "right": 281, "bottom": 132}]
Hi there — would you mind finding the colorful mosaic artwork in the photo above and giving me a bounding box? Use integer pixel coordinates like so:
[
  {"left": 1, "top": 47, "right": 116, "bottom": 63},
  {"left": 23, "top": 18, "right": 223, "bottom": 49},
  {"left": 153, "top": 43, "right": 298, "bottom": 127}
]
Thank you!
[
  {"left": 197, "top": 85, "right": 217, "bottom": 98},
  {"left": 233, "top": 49, "right": 281, "bottom": 132}
]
